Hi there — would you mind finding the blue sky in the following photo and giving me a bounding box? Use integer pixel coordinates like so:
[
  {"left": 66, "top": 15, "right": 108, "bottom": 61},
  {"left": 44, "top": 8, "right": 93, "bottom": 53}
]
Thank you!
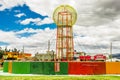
[
  {"left": 0, "top": 4, "right": 56, "bottom": 48},
  {"left": 0, "top": 0, "right": 120, "bottom": 56},
  {"left": 0, "top": 4, "right": 56, "bottom": 31},
  {"left": 0, "top": 3, "right": 57, "bottom": 54}
]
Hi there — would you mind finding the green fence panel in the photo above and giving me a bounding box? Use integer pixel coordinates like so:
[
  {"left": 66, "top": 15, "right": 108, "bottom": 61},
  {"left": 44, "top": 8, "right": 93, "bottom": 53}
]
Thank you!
[
  {"left": 43, "top": 62, "right": 55, "bottom": 75},
  {"left": 3, "top": 61, "right": 8, "bottom": 72},
  {"left": 30, "top": 62, "right": 43, "bottom": 74},
  {"left": 12, "top": 62, "right": 18, "bottom": 73},
  {"left": 21, "top": 62, "right": 30, "bottom": 74},
  {"left": 12, "top": 62, "right": 30, "bottom": 74},
  {"left": 55, "top": 62, "right": 68, "bottom": 75}
]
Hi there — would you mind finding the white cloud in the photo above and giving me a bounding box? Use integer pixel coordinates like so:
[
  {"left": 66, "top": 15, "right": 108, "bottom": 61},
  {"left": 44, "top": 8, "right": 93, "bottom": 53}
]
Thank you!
[
  {"left": 0, "top": 0, "right": 120, "bottom": 56},
  {"left": 0, "top": 30, "right": 19, "bottom": 43},
  {"left": 0, "top": 28, "right": 56, "bottom": 55},
  {"left": 40, "top": 18, "right": 53, "bottom": 24},
  {"left": 0, "top": 0, "right": 97, "bottom": 25},
  {"left": 20, "top": 17, "right": 53, "bottom": 25},
  {"left": 24, "top": 0, "right": 99, "bottom": 26},
  {"left": 15, "top": 13, "right": 26, "bottom": 18},
  {"left": 73, "top": 24, "right": 120, "bottom": 54},
  {"left": 37, "top": 17, "right": 53, "bottom": 25},
  {"left": 16, "top": 28, "right": 40, "bottom": 34},
  {"left": 0, "top": 0, "right": 25, "bottom": 11},
  {"left": 1, "top": 0, "right": 120, "bottom": 26},
  {"left": 20, "top": 18, "right": 41, "bottom": 25},
  {"left": 0, "top": 24, "right": 119, "bottom": 56}
]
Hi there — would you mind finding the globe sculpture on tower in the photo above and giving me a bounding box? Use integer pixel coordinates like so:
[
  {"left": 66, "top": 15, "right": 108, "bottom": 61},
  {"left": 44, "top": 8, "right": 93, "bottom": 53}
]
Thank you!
[{"left": 53, "top": 5, "right": 77, "bottom": 61}]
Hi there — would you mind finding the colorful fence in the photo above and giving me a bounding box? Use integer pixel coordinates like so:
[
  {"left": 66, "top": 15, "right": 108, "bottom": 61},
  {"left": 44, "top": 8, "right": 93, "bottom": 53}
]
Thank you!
[
  {"left": 92, "top": 62, "right": 106, "bottom": 74},
  {"left": 12, "top": 62, "right": 30, "bottom": 74},
  {"left": 8, "top": 61, "right": 12, "bottom": 73},
  {"left": 43, "top": 62, "right": 55, "bottom": 75},
  {"left": 3, "top": 61, "right": 120, "bottom": 75},
  {"left": 55, "top": 62, "right": 68, "bottom": 75},
  {"left": 68, "top": 62, "right": 106, "bottom": 75},
  {"left": 30, "top": 62, "right": 43, "bottom": 74},
  {"left": 30, "top": 62, "right": 55, "bottom": 75},
  {"left": 106, "top": 62, "right": 120, "bottom": 74},
  {"left": 3, "top": 61, "right": 8, "bottom": 72},
  {"left": 30, "top": 62, "right": 68, "bottom": 75}
]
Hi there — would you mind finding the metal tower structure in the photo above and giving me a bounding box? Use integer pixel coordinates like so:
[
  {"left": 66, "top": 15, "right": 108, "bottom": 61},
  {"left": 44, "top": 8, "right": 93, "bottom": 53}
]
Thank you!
[{"left": 53, "top": 5, "right": 77, "bottom": 61}]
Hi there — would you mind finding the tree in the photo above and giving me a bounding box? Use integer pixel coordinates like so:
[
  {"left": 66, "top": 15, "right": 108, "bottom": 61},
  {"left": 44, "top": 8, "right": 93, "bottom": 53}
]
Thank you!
[
  {"left": 12, "top": 48, "right": 20, "bottom": 52},
  {"left": 0, "top": 50, "right": 4, "bottom": 59}
]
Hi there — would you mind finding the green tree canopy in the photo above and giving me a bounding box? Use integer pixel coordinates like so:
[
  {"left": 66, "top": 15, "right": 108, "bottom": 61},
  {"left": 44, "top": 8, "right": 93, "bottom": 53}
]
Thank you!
[{"left": 0, "top": 50, "right": 4, "bottom": 59}]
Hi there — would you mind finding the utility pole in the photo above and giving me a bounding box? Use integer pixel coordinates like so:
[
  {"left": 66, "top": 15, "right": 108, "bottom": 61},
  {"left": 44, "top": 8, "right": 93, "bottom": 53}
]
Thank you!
[
  {"left": 110, "top": 42, "right": 112, "bottom": 62},
  {"left": 48, "top": 40, "right": 50, "bottom": 52},
  {"left": 23, "top": 46, "right": 24, "bottom": 53},
  {"left": 22, "top": 46, "right": 24, "bottom": 57}
]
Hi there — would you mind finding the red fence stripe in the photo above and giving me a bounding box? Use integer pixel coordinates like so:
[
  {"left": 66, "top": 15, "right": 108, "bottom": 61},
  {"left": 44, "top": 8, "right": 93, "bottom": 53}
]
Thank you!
[{"left": 68, "top": 62, "right": 106, "bottom": 75}]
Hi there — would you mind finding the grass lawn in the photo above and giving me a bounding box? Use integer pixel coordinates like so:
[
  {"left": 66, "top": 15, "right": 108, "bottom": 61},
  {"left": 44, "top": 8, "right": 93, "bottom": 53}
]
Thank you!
[{"left": 0, "top": 76, "right": 120, "bottom": 80}]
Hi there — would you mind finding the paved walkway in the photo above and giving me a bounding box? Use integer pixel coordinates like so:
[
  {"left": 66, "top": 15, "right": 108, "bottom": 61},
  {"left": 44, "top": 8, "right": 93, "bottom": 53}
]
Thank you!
[
  {"left": 0, "top": 71, "right": 40, "bottom": 76},
  {"left": 1, "top": 70, "right": 120, "bottom": 76}
]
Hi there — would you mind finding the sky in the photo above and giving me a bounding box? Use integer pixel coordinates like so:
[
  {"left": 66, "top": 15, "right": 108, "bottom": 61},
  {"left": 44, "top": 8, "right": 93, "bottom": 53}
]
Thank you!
[{"left": 0, "top": 0, "right": 120, "bottom": 56}]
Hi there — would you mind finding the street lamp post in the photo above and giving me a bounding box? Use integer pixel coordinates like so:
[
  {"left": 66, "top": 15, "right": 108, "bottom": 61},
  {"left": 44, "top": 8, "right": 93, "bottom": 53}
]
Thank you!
[
  {"left": 110, "top": 41, "right": 120, "bottom": 62},
  {"left": 110, "top": 42, "right": 112, "bottom": 62}
]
